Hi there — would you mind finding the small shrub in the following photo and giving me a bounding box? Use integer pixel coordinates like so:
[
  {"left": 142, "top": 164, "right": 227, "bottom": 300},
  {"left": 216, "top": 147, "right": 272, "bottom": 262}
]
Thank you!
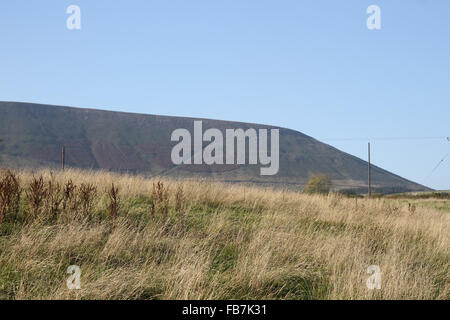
[
  {"left": 108, "top": 183, "right": 120, "bottom": 231},
  {"left": 151, "top": 181, "right": 169, "bottom": 221},
  {"left": 79, "top": 183, "right": 97, "bottom": 218},
  {"left": 26, "top": 176, "right": 47, "bottom": 221},
  {"left": 45, "top": 179, "right": 63, "bottom": 221},
  {"left": 0, "top": 170, "right": 21, "bottom": 223},
  {"left": 303, "top": 174, "right": 332, "bottom": 194},
  {"left": 62, "top": 179, "right": 77, "bottom": 212}
]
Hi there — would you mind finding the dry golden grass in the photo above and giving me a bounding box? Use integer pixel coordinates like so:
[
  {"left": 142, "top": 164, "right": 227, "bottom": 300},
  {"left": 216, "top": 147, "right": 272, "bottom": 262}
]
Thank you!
[{"left": 0, "top": 168, "right": 448, "bottom": 300}]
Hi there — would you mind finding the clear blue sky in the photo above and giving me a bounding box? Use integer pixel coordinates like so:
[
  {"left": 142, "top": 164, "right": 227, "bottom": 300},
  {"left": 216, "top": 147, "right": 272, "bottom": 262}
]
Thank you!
[{"left": 1, "top": 0, "right": 449, "bottom": 189}]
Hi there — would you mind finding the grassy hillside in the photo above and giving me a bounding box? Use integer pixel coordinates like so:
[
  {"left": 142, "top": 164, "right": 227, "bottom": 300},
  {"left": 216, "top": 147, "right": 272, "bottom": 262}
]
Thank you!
[
  {"left": 0, "top": 168, "right": 447, "bottom": 299},
  {"left": 0, "top": 101, "right": 430, "bottom": 193}
]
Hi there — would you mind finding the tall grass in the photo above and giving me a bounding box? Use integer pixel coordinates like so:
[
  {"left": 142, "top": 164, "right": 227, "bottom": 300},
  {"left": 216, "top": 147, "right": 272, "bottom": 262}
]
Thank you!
[{"left": 0, "top": 168, "right": 448, "bottom": 300}]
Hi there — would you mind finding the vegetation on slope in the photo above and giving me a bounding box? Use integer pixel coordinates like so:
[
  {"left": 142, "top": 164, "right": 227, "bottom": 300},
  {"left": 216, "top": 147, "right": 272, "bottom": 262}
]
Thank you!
[
  {"left": 0, "top": 101, "right": 430, "bottom": 193},
  {"left": 0, "top": 168, "right": 448, "bottom": 300}
]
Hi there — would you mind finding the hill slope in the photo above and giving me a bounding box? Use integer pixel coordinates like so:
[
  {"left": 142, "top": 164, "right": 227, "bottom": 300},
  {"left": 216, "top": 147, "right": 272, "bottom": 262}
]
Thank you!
[{"left": 0, "top": 101, "right": 429, "bottom": 193}]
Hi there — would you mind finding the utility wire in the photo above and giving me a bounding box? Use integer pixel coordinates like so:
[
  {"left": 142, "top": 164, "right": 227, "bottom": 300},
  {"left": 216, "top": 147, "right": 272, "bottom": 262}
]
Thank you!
[
  {"left": 424, "top": 148, "right": 450, "bottom": 182},
  {"left": 320, "top": 136, "right": 449, "bottom": 185}
]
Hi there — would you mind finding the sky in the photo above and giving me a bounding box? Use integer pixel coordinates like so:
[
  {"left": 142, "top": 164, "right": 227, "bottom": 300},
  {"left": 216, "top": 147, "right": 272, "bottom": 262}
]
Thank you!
[{"left": 0, "top": 0, "right": 449, "bottom": 190}]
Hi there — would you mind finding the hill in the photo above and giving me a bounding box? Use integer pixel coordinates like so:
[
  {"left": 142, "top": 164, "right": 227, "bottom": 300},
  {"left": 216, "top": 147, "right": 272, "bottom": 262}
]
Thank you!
[{"left": 0, "top": 101, "right": 429, "bottom": 193}]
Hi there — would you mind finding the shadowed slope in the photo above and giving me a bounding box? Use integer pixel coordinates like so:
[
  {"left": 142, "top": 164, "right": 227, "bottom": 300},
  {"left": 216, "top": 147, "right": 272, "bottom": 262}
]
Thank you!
[{"left": 0, "top": 101, "right": 429, "bottom": 193}]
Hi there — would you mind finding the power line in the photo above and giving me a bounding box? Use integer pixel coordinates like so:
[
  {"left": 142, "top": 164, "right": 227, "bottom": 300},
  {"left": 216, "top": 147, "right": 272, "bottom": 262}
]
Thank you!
[
  {"left": 423, "top": 137, "right": 450, "bottom": 182},
  {"left": 424, "top": 148, "right": 450, "bottom": 182}
]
